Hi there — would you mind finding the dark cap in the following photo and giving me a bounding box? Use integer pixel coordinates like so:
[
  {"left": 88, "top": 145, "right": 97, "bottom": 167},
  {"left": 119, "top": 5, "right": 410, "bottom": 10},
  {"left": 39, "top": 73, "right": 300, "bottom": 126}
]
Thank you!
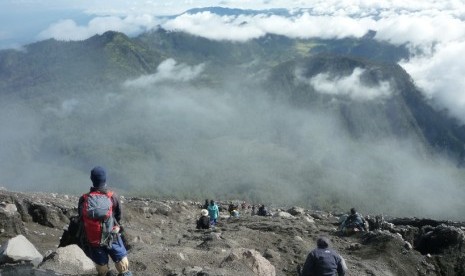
[
  {"left": 90, "top": 166, "right": 106, "bottom": 187},
  {"left": 317, "top": 236, "right": 330, "bottom": 249}
]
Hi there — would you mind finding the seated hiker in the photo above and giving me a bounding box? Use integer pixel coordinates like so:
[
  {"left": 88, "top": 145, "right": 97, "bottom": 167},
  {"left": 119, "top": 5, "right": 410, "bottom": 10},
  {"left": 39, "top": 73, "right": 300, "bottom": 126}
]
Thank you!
[
  {"left": 228, "top": 203, "right": 235, "bottom": 215},
  {"left": 257, "top": 204, "right": 268, "bottom": 216},
  {"left": 203, "top": 199, "right": 209, "bottom": 210},
  {"left": 340, "top": 208, "right": 367, "bottom": 234},
  {"left": 230, "top": 209, "right": 239, "bottom": 217},
  {"left": 196, "top": 209, "right": 210, "bottom": 229}
]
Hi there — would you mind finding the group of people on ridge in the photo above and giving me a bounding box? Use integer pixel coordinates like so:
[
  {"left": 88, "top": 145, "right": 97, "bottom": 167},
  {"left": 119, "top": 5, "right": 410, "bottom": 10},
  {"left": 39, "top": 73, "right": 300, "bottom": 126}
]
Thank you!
[
  {"left": 197, "top": 199, "right": 219, "bottom": 229},
  {"left": 70, "top": 166, "right": 369, "bottom": 276},
  {"left": 300, "top": 207, "right": 367, "bottom": 275}
]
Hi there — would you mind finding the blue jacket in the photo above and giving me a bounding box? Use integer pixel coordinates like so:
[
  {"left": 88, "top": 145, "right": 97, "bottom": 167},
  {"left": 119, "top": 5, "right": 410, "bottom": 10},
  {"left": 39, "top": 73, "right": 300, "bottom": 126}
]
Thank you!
[
  {"left": 207, "top": 204, "right": 219, "bottom": 219},
  {"left": 301, "top": 247, "right": 346, "bottom": 276},
  {"left": 344, "top": 213, "right": 367, "bottom": 231}
]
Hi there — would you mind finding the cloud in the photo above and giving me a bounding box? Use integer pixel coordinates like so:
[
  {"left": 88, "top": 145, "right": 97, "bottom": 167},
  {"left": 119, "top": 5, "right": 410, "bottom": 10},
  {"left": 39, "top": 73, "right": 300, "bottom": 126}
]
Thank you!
[
  {"left": 44, "top": 99, "right": 80, "bottom": 118},
  {"left": 400, "top": 41, "right": 465, "bottom": 122},
  {"left": 161, "top": 12, "right": 373, "bottom": 41},
  {"left": 375, "top": 13, "right": 465, "bottom": 47},
  {"left": 124, "top": 59, "right": 205, "bottom": 88},
  {"left": 297, "top": 68, "right": 393, "bottom": 101},
  {"left": 37, "top": 14, "right": 159, "bottom": 41}
]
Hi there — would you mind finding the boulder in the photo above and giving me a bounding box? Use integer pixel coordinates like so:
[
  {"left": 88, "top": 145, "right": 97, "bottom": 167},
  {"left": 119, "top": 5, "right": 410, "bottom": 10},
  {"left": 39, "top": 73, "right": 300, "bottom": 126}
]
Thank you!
[
  {"left": 414, "top": 224, "right": 465, "bottom": 255},
  {"left": 39, "top": 244, "right": 95, "bottom": 275},
  {"left": 0, "top": 234, "right": 43, "bottom": 266},
  {"left": 221, "top": 249, "right": 276, "bottom": 276},
  {"left": 152, "top": 202, "right": 172, "bottom": 216},
  {"left": 0, "top": 203, "right": 25, "bottom": 238},
  {"left": 287, "top": 206, "right": 305, "bottom": 216},
  {"left": 303, "top": 216, "right": 315, "bottom": 224},
  {"left": 273, "top": 211, "right": 293, "bottom": 219},
  {"left": 263, "top": 248, "right": 281, "bottom": 261}
]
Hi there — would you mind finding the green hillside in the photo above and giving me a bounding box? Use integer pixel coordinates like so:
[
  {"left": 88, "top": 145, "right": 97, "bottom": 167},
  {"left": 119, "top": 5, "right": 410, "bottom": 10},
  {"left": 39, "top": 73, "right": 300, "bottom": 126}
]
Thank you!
[{"left": 0, "top": 29, "right": 464, "bottom": 218}]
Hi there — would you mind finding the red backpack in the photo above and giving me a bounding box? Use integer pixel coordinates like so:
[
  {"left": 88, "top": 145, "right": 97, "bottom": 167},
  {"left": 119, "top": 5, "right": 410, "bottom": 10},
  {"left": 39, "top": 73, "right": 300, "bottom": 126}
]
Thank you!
[{"left": 81, "top": 190, "right": 115, "bottom": 247}]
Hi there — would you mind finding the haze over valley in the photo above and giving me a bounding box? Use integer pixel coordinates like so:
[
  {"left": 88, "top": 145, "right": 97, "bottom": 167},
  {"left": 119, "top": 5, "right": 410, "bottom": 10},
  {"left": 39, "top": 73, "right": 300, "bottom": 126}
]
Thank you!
[{"left": 1, "top": 1, "right": 465, "bottom": 220}]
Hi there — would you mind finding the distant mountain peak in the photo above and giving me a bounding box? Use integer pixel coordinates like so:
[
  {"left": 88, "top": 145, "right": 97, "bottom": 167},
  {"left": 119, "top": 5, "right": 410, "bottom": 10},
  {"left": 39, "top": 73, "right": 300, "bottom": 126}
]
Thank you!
[{"left": 183, "top": 6, "right": 291, "bottom": 17}]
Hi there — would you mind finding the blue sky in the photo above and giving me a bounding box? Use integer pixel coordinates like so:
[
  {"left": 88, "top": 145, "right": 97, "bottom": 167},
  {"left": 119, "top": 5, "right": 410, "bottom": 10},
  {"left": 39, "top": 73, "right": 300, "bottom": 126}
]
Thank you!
[{"left": 2, "top": 0, "right": 465, "bottom": 123}]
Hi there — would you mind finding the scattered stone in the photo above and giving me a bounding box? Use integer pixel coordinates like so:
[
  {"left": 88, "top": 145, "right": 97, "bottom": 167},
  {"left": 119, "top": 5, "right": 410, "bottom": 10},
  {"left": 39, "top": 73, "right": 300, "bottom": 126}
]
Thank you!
[
  {"left": 414, "top": 224, "right": 465, "bottom": 254},
  {"left": 263, "top": 248, "right": 281, "bottom": 261},
  {"left": 303, "top": 216, "right": 315, "bottom": 224},
  {"left": 273, "top": 211, "right": 293, "bottom": 219},
  {"left": 287, "top": 206, "right": 305, "bottom": 216},
  {"left": 221, "top": 249, "right": 276, "bottom": 276},
  {"left": 294, "top": 236, "right": 304, "bottom": 242},
  {"left": 183, "top": 266, "right": 203, "bottom": 276},
  {"left": 348, "top": 243, "right": 362, "bottom": 251},
  {"left": 0, "top": 235, "right": 43, "bottom": 266},
  {"left": 39, "top": 244, "right": 94, "bottom": 275}
]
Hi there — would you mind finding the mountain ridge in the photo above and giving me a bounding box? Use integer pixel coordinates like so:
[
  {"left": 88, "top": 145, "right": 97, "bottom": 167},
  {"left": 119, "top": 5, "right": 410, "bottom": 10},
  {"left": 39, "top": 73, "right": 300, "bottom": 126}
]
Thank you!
[{"left": 0, "top": 28, "right": 464, "bottom": 218}]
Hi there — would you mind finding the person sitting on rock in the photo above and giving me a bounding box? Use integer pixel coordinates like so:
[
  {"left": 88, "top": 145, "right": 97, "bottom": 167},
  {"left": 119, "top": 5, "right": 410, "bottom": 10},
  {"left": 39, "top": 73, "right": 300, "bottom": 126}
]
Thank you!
[
  {"left": 257, "top": 204, "right": 269, "bottom": 216},
  {"left": 196, "top": 209, "right": 210, "bottom": 229},
  {"left": 301, "top": 236, "right": 347, "bottom": 276},
  {"left": 203, "top": 199, "right": 209, "bottom": 210},
  {"left": 341, "top": 207, "right": 367, "bottom": 234},
  {"left": 207, "top": 200, "right": 219, "bottom": 226},
  {"left": 230, "top": 209, "right": 240, "bottom": 218}
]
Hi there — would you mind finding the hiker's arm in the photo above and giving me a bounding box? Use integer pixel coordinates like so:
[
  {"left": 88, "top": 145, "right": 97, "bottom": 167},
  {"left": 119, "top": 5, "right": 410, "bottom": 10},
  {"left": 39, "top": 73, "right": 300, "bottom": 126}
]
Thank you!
[
  {"left": 111, "top": 193, "right": 122, "bottom": 223},
  {"left": 77, "top": 196, "right": 84, "bottom": 217},
  {"left": 337, "top": 255, "right": 347, "bottom": 276},
  {"left": 300, "top": 252, "right": 314, "bottom": 275}
]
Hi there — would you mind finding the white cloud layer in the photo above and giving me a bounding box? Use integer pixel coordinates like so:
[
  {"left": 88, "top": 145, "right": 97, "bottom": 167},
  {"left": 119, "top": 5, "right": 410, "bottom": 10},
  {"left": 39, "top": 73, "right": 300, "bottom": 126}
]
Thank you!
[
  {"left": 401, "top": 41, "right": 465, "bottom": 121},
  {"left": 301, "top": 68, "right": 392, "bottom": 101},
  {"left": 37, "top": 14, "right": 159, "bottom": 41},
  {"left": 4, "top": 0, "right": 465, "bottom": 123},
  {"left": 124, "top": 59, "right": 205, "bottom": 88}
]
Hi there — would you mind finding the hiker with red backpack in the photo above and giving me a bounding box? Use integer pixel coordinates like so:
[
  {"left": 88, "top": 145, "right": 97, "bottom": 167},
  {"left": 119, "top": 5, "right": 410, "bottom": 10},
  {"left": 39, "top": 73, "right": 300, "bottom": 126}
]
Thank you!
[{"left": 78, "top": 166, "right": 132, "bottom": 276}]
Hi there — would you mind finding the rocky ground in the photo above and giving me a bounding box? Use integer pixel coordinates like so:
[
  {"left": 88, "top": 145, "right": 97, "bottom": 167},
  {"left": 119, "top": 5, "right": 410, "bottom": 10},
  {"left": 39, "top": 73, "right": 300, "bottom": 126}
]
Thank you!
[{"left": 0, "top": 188, "right": 464, "bottom": 275}]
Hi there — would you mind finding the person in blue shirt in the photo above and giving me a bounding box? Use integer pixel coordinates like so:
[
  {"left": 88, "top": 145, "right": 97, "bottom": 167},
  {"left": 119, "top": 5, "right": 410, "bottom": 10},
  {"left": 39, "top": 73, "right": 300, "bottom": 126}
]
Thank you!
[
  {"left": 301, "top": 236, "right": 347, "bottom": 276},
  {"left": 207, "top": 200, "right": 219, "bottom": 226}
]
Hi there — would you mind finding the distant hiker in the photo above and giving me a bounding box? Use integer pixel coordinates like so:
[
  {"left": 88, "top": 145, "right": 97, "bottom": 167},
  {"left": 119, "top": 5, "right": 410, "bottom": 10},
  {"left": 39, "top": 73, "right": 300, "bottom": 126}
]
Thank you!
[
  {"left": 301, "top": 236, "right": 347, "bottom": 276},
  {"left": 230, "top": 209, "right": 239, "bottom": 218},
  {"left": 228, "top": 202, "right": 239, "bottom": 216},
  {"left": 78, "top": 166, "right": 132, "bottom": 276},
  {"left": 207, "top": 200, "right": 219, "bottom": 226},
  {"left": 251, "top": 205, "right": 256, "bottom": 216},
  {"left": 196, "top": 209, "right": 210, "bottom": 230},
  {"left": 340, "top": 208, "right": 367, "bottom": 235},
  {"left": 203, "top": 199, "right": 209, "bottom": 210},
  {"left": 257, "top": 204, "right": 269, "bottom": 216}
]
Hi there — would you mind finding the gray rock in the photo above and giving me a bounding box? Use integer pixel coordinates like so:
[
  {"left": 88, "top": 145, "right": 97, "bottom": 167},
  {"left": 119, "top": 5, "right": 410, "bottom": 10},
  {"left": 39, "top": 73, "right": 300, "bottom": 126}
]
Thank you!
[
  {"left": 273, "top": 211, "right": 293, "bottom": 219},
  {"left": 221, "top": 249, "right": 276, "bottom": 276},
  {"left": 263, "top": 248, "right": 281, "bottom": 261},
  {"left": 287, "top": 206, "right": 305, "bottom": 216},
  {"left": 0, "top": 203, "right": 18, "bottom": 216},
  {"left": 0, "top": 234, "right": 43, "bottom": 266},
  {"left": 183, "top": 265, "right": 203, "bottom": 276},
  {"left": 39, "top": 244, "right": 95, "bottom": 275}
]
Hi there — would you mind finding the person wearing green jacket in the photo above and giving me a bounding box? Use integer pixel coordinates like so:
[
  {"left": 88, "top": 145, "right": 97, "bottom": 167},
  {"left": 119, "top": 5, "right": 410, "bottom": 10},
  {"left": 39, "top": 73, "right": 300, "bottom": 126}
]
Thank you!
[{"left": 207, "top": 200, "right": 219, "bottom": 226}]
